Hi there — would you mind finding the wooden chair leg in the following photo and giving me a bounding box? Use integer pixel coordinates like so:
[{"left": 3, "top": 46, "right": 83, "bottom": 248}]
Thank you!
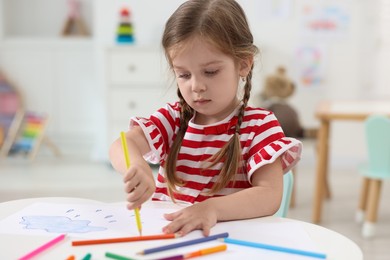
[
  {"left": 356, "top": 177, "right": 370, "bottom": 223},
  {"left": 363, "top": 179, "right": 382, "bottom": 238},
  {"left": 323, "top": 177, "right": 331, "bottom": 199},
  {"left": 314, "top": 127, "right": 331, "bottom": 200}
]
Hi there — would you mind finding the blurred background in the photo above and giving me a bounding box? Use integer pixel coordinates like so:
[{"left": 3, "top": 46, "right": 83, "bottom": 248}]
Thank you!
[
  {"left": 0, "top": 0, "right": 389, "bottom": 162},
  {"left": 0, "top": 1, "right": 389, "bottom": 259}
]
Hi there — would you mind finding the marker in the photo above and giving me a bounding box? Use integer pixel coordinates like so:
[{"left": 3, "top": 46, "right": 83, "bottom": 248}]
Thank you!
[
  {"left": 81, "top": 253, "right": 92, "bottom": 260},
  {"left": 18, "top": 234, "right": 66, "bottom": 260},
  {"left": 72, "top": 233, "right": 180, "bottom": 246},
  {"left": 137, "top": 232, "right": 229, "bottom": 255},
  {"left": 120, "top": 131, "right": 143, "bottom": 236},
  {"left": 105, "top": 252, "right": 136, "bottom": 260},
  {"left": 222, "top": 237, "right": 327, "bottom": 259},
  {"left": 156, "top": 244, "right": 227, "bottom": 260}
]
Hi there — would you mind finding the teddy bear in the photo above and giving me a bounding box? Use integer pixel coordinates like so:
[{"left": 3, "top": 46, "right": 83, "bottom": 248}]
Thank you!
[{"left": 258, "top": 66, "right": 316, "bottom": 139}]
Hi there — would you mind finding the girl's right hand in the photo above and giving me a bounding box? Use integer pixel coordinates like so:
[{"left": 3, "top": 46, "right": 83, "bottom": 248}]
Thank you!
[{"left": 123, "top": 160, "right": 155, "bottom": 210}]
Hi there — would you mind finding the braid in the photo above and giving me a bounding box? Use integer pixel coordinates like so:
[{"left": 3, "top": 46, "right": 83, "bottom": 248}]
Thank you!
[
  {"left": 205, "top": 68, "right": 253, "bottom": 194},
  {"left": 236, "top": 69, "right": 253, "bottom": 132},
  {"left": 164, "top": 89, "right": 194, "bottom": 201}
]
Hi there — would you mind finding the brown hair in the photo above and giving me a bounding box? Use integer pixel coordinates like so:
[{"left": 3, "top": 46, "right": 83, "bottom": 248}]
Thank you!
[{"left": 162, "top": 0, "right": 258, "bottom": 198}]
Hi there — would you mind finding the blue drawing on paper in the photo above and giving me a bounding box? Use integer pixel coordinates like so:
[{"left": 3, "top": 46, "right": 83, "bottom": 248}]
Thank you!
[{"left": 20, "top": 216, "right": 107, "bottom": 233}]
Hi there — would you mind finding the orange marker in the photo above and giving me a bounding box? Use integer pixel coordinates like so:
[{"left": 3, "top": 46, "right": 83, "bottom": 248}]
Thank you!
[
  {"left": 156, "top": 244, "right": 227, "bottom": 260},
  {"left": 72, "top": 233, "right": 180, "bottom": 246},
  {"left": 186, "top": 244, "right": 227, "bottom": 258}
]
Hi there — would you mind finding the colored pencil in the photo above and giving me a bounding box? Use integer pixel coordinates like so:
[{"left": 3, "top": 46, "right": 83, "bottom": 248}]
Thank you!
[
  {"left": 222, "top": 237, "right": 327, "bottom": 259},
  {"left": 120, "top": 131, "right": 143, "bottom": 236},
  {"left": 72, "top": 233, "right": 180, "bottom": 246},
  {"left": 156, "top": 244, "right": 227, "bottom": 260},
  {"left": 65, "top": 255, "right": 75, "bottom": 260},
  {"left": 137, "top": 232, "right": 229, "bottom": 255},
  {"left": 18, "top": 234, "right": 66, "bottom": 260},
  {"left": 81, "top": 253, "right": 92, "bottom": 260},
  {"left": 105, "top": 252, "right": 137, "bottom": 260}
]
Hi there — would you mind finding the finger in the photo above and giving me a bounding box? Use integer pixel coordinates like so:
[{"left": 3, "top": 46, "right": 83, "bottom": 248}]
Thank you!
[
  {"left": 202, "top": 223, "right": 212, "bottom": 237},
  {"left": 123, "top": 173, "right": 142, "bottom": 193},
  {"left": 165, "top": 218, "right": 194, "bottom": 235},
  {"left": 162, "top": 223, "right": 179, "bottom": 234},
  {"left": 124, "top": 180, "right": 140, "bottom": 193},
  {"left": 163, "top": 210, "right": 182, "bottom": 221},
  {"left": 126, "top": 197, "right": 144, "bottom": 210},
  {"left": 127, "top": 188, "right": 151, "bottom": 209},
  {"left": 122, "top": 168, "right": 136, "bottom": 182},
  {"left": 127, "top": 202, "right": 139, "bottom": 211},
  {"left": 176, "top": 222, "right": 198, "bottom": 237},
  {"left": 162, "top": 214, "right": 185, "bottom": 234}
]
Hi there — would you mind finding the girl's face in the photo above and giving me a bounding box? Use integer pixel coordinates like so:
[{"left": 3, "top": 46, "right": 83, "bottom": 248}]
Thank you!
[{"left": 170, "top": 37, "right": 249, "bottom": 125}]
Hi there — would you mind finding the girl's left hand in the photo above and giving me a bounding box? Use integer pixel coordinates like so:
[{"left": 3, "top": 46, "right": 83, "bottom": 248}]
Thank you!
[{"left": 162, "top": 200, "right": 218, "bottom": 236}]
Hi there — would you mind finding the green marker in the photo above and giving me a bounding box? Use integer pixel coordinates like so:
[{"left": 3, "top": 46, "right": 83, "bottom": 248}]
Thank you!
[
  {"left": 105, "top": 252, "right": 135, "bottom": 260},
  {"left": 82, "top": 253, "right": 92, "bottom": 260}
]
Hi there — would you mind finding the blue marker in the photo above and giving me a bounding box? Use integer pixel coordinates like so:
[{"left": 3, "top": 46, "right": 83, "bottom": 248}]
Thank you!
[{"left": 222, "top": 237, "right": 326, "bottom": 259}]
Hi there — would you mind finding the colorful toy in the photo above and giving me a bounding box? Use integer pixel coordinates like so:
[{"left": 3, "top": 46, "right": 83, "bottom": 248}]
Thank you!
[
  {"left": 116, "top": 7, "right": 135, "bottom": 44},
  {"left": 0, "top": 70, "right": 60, "bottom": 161},
  {"left": 10, "top": 112, "right": 47, "bottom": 152},
  {"left": 0, "top": 70, "right": 25, "bottom": 158},
  {"left": 9, "top": 112, "right": 61, "bottom": 161}
]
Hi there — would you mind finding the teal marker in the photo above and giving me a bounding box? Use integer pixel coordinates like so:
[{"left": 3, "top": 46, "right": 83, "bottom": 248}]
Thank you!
[
  {"left": 82, "top": 253, "right": 92, "bottom": 260},
  {"left": 105, "top": 252, "right": 136, "bottom": 260}
]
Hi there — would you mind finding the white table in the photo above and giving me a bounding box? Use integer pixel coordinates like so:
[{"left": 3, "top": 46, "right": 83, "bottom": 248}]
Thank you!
[{"left": 0, "top": 197, "right": 363, "bottom": 260}]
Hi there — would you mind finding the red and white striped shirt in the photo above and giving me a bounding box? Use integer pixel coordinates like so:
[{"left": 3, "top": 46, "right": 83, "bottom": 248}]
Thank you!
[{"left": 130, "top": 102, "right": 302, "bottom": 204}]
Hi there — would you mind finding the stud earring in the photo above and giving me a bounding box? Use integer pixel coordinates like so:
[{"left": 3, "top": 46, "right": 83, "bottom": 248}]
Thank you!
[{"left": 241, "top": 76, "right": 246, "bottom": 82}]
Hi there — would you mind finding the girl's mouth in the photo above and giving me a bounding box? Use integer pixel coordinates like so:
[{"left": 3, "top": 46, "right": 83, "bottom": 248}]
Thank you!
[{"left": 194, "top": 99, "right": 211, "bottom": 105}]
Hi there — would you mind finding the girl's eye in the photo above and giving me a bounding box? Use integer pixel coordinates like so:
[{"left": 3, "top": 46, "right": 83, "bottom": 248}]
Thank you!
[
  {"left": 178, "top": 73, "right": 191, "bottom": 79},
  {"left": 205, "top": 70, "right": 218, "bottom": 76}
]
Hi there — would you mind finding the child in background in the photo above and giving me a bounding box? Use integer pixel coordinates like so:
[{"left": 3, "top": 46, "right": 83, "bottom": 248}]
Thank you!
[{"left": 109, "top": 0, "right": 302, "bottom": 237}]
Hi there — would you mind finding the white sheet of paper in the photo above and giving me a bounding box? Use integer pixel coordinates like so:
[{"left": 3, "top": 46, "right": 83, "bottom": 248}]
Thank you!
[
  {"left": 0, "top": 202, "right": 179, "bottom": 238},
  {"left": 0, "top": 202, "right": 324, "bottom": 259}
]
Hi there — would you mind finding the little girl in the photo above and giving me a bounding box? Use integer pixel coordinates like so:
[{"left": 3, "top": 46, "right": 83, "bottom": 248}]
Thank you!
[{"left": 109, "top": 0, "right": 302, "bottom": 236}]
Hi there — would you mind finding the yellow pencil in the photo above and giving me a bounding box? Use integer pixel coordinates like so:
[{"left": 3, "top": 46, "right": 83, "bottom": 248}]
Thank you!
[{"left": 120, "top": 131, "right": 143, "bottom": 236}]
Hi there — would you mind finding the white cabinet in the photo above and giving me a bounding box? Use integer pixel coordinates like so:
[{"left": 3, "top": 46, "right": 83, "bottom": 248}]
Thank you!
[{"left": 105, "top": 47, "right": 176, "bottom": 147}]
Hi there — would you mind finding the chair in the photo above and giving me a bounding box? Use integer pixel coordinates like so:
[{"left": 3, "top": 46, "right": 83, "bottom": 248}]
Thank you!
[
  {"left": 356, "top": 115, "right": 390, "bottom": 238},
  {"left": 274, "top": 171, "right": 294, "bottom": 217}
]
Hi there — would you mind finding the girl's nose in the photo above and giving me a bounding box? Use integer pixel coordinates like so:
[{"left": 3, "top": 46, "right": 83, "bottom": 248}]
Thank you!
[{"left": 191, "top": 77, "right": 206, "bottom": 93}]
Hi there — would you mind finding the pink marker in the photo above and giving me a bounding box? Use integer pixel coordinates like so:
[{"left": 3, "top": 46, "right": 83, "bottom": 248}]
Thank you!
[{"left": 19, "top": 234, "right": 66, "bottom": 260}]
